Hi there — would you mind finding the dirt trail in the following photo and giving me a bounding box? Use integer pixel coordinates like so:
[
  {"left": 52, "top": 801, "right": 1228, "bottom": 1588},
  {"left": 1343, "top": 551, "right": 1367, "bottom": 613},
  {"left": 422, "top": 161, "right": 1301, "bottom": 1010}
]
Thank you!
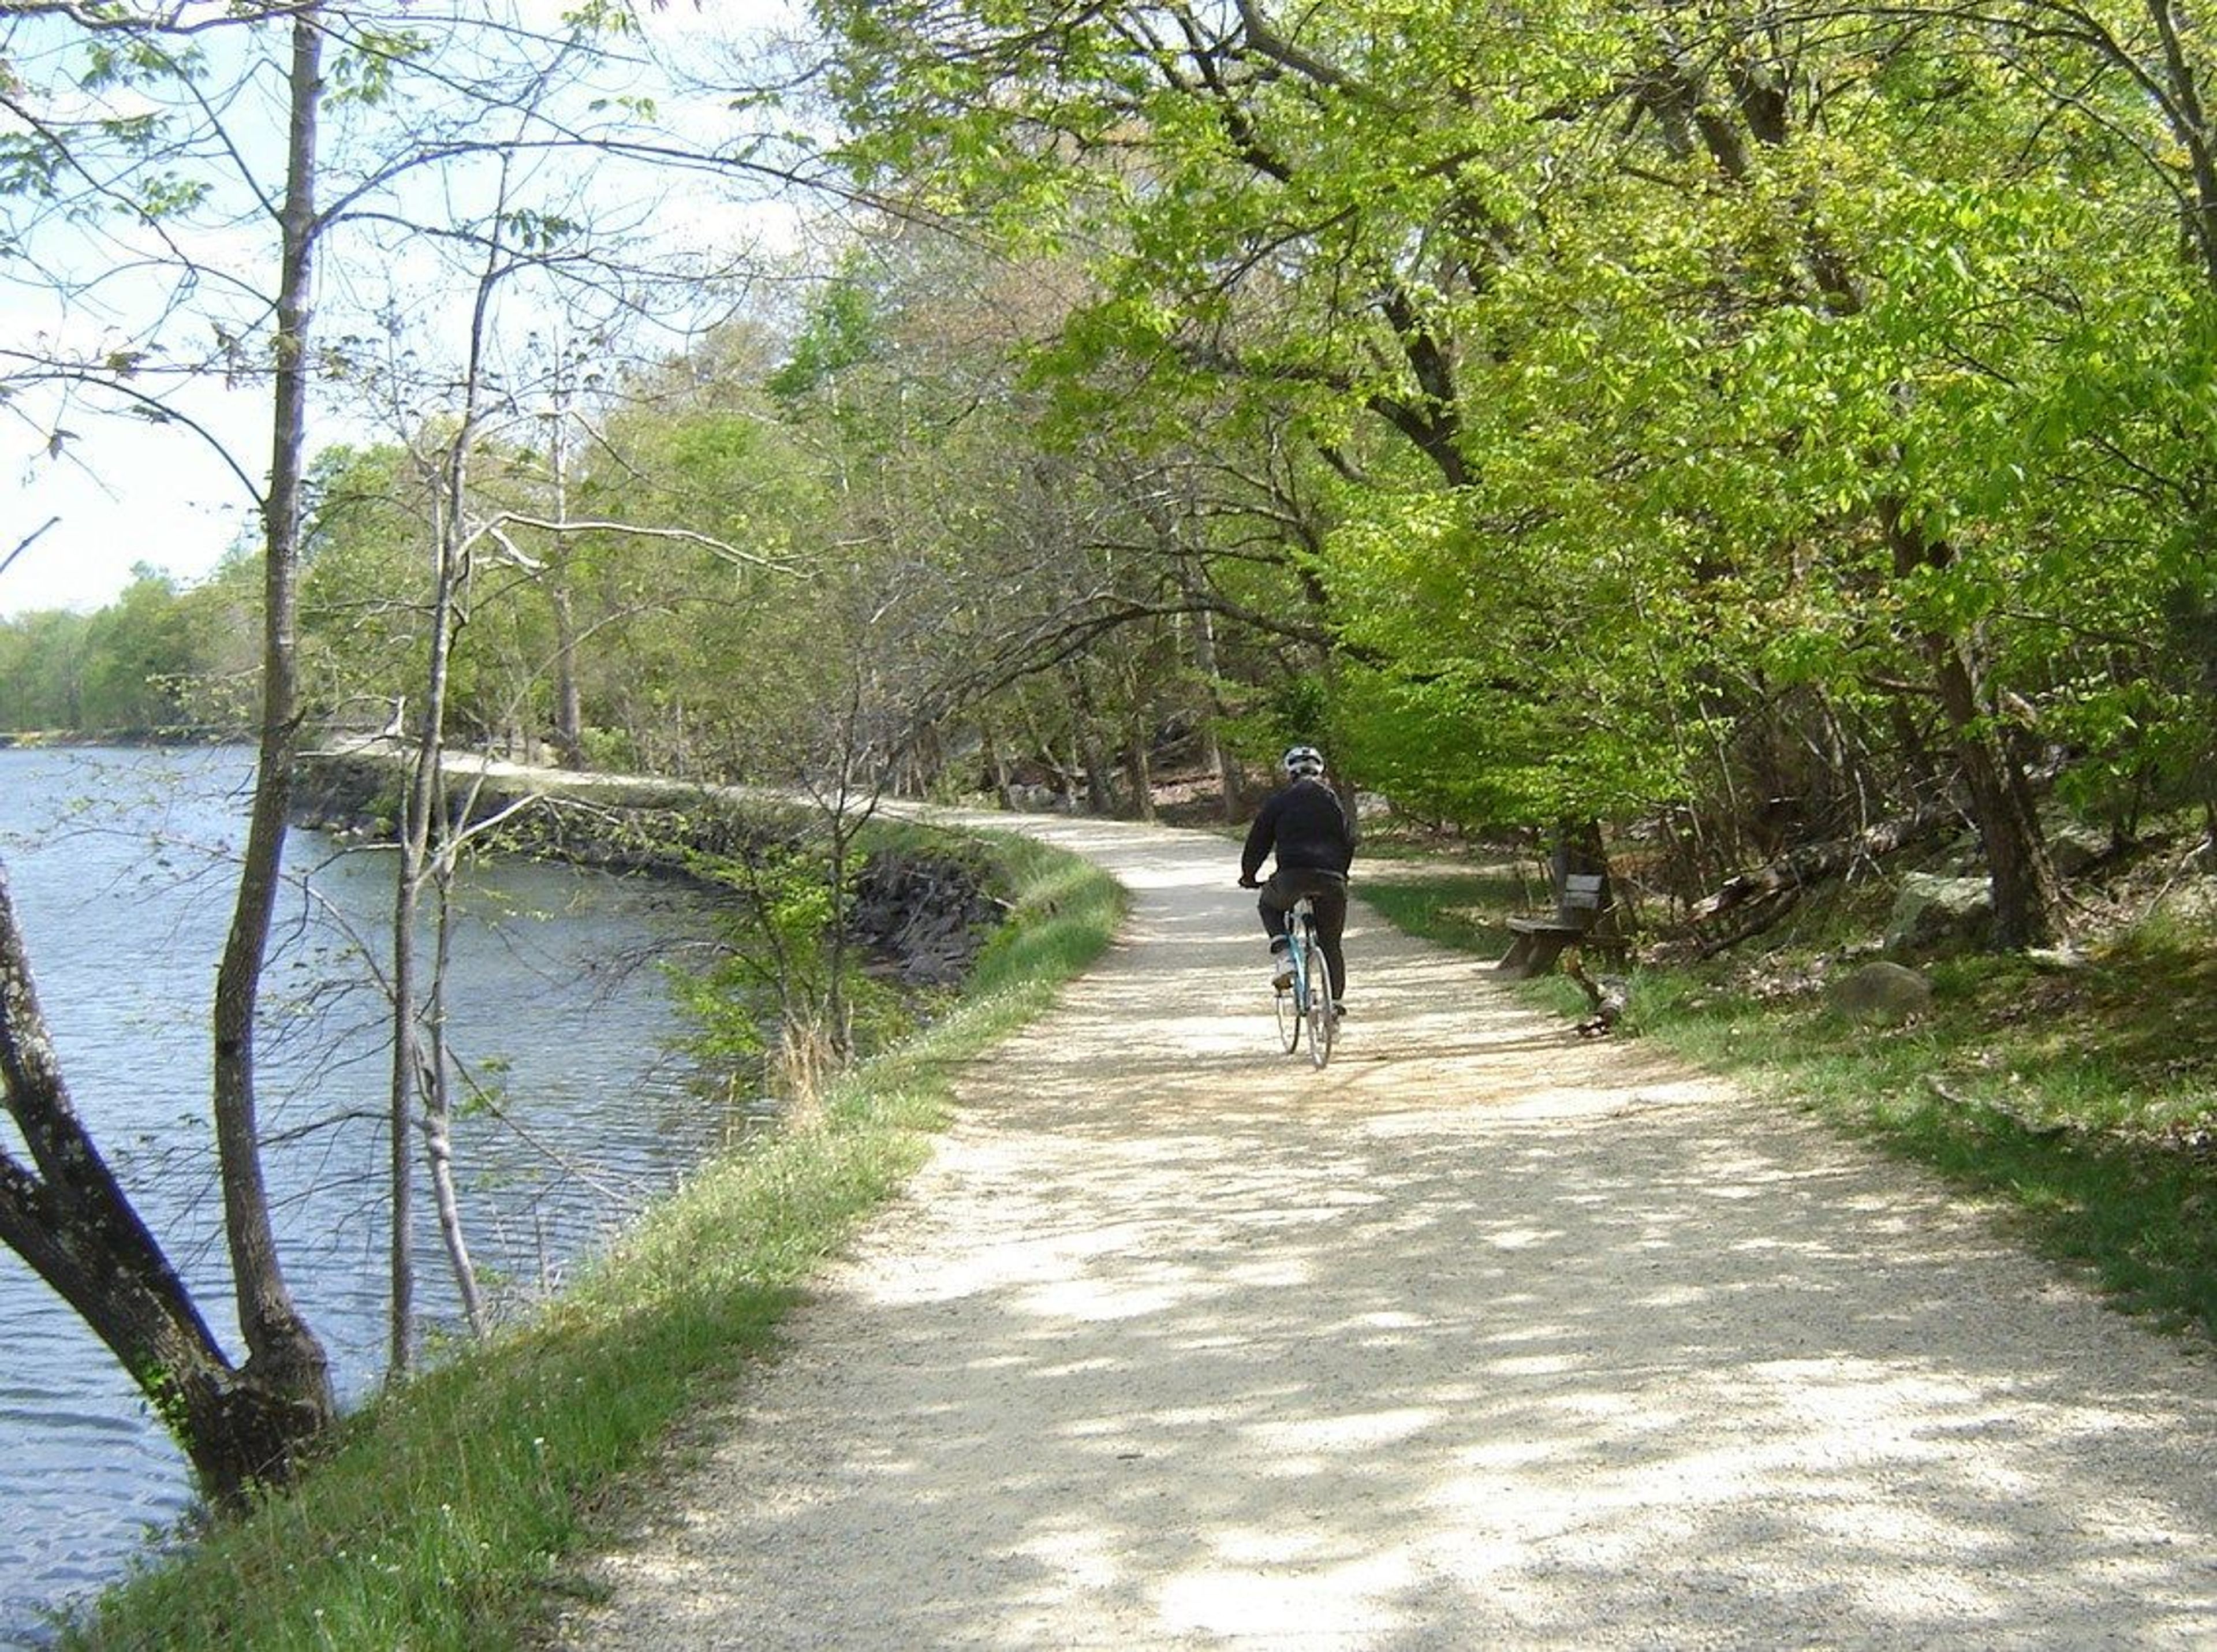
[{"left": 558, "top": 813, "right": 2217, "bottom": 1650}]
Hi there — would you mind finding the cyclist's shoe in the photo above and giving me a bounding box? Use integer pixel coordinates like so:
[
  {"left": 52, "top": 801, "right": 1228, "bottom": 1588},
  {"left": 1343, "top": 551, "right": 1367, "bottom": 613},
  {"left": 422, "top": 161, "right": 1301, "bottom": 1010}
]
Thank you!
[
  {"left": 1332, "top": 1001, "right": 1347, "bottom": 1020},
  {"left": 1269, "top": 941, "right": 1294, "bottom": 992}
]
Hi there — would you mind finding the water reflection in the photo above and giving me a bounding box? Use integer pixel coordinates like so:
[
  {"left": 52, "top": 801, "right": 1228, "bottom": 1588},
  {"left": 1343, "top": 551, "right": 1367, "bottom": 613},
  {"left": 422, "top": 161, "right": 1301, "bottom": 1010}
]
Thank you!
[{"left": 0, "top": 747, "right": 726, "bottom": 1646}]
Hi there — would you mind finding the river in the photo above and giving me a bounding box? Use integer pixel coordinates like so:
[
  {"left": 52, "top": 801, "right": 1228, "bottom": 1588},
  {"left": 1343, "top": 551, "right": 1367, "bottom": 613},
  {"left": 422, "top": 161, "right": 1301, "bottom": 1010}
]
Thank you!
[{"left": 0, "top": 747, "right": 731, "bottom": 1647}]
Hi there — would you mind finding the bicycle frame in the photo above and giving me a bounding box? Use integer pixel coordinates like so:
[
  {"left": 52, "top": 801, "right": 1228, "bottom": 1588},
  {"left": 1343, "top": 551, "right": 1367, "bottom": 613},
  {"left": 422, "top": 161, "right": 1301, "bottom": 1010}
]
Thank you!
[
  {"left": 1285, "top": 898, "right": 1312, "bottom": 1010},
  {"left": 1277, "top": 894, "right": 1335, "bottom": 1068}
]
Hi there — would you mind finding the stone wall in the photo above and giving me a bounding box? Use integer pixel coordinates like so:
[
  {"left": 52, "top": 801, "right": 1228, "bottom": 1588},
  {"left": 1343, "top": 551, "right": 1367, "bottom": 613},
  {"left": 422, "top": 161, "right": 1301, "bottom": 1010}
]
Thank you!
[{"left": 292, "top": 748, "right": 1005, "bottom": 984}]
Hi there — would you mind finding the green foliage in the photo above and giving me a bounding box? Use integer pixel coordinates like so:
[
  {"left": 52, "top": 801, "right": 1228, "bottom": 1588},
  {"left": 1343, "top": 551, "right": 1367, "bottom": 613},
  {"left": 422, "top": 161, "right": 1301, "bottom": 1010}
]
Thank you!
[
  {"left": 326, "top": 27, "right": 433, "bottom": 106},
  {"left": 792, "top": 0, "right": 2217, "bottom": 896},
  {"left": 298, "top": 443, "right": 435, "bottom": 729},
  {"left": 0, "top": 563, "right": 257, "bottom": 734},
  {"left": 673, "top": 838, "right": 902, "bottom": 1099},
  {"left": 17, "top": 0, "right": 2217, "bottom": 905},
  {"left": 766, "top": 276, "right": 882, "bottom": 405},
  {"left": 79, "top": 36, "right": 200, "bottom": 95}
]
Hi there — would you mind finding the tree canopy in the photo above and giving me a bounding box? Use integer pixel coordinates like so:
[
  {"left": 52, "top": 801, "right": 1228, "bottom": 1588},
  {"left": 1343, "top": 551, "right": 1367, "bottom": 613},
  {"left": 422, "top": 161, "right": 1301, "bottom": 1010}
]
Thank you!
[{"left": 10, "top": 0, "right": 2217, "bottom": 938}]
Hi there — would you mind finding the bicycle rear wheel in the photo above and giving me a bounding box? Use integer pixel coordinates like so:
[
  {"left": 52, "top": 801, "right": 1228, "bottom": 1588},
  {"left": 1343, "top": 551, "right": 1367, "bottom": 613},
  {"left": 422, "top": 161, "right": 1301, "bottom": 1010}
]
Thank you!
[
  {"left": 1302, "top": 926, "right": 1334, "bottom": 1068},
  {"left": 1275, "top": 942, "right": 1303, "bottom": 1053}
]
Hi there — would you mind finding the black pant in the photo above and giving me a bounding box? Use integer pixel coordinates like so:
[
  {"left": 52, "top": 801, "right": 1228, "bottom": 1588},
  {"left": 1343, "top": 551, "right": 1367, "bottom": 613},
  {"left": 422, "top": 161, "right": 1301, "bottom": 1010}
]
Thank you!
[{"left": 1259, "top": 868, "right": 1348, "bottom": 1001}]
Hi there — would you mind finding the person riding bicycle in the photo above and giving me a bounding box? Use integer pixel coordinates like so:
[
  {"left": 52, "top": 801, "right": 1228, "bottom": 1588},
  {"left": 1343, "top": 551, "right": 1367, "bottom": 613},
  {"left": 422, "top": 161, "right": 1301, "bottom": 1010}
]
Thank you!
[{"left": 1238, "top": 744, "right": 1356, "bottom": 1014}]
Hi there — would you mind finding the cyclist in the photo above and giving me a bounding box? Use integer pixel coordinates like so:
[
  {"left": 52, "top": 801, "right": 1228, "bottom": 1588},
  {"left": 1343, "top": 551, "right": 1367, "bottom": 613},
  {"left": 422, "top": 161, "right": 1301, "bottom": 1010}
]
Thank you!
[{"left": 1237, "top": 744, "right": 1356, "bottom": 1014}]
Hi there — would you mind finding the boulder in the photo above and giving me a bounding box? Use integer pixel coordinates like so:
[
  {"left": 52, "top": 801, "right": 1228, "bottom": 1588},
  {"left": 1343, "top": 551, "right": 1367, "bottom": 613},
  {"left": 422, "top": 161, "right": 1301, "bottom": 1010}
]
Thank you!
[
  {"left": 1886, "top": 872, "right": 1991, "bottom": 955},
  {"left": 2044, "top": 819, "right": 2108, "bottom": 879},
  {"left": 1830, "top": 961, "right": 1933, "bottom": 1026}
]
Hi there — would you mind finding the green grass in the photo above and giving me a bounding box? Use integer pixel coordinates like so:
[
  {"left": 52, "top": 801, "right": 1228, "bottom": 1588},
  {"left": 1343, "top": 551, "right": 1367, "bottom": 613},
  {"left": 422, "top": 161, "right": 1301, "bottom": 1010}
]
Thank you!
[
  {"left": 1358, "top": 870, "right": 1523, "bottom": 959},
  {"left": 64, "top": 836, "right": 1125, "bottom": 1652},
  {"left": 1360, "top": 865, "right": 2217, "bottom": 1345}
]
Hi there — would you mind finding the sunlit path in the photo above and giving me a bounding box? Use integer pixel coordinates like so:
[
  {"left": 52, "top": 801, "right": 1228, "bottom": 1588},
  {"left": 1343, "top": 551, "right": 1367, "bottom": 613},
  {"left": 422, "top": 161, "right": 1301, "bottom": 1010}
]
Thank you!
[{"left": 559, "top": 810, "right": 2217, "bottom": 1651}]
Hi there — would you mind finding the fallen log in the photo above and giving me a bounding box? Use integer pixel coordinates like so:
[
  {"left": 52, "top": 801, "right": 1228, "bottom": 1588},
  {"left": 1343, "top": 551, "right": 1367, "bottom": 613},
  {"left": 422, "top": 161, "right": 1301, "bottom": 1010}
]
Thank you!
[
  {"left": 1689, "top": 799, "right": 1961, "bottom": 923},
  {"left": 1692, "top": 885, "right": 1801, "bottom": 959},
  {"left": 1565, "top": 954, "right": 1629, "bottom": 1037}
]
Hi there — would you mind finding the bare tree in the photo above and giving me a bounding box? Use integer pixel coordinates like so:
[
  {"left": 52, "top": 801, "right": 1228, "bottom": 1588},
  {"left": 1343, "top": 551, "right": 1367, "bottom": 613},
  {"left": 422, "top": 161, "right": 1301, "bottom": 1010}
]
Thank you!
[
  {"left": 0, "top": 9, "right": 336, "bottom": 1504},
  {"left": 0, "top": 0, "right": 821, "bottom": 1491}
]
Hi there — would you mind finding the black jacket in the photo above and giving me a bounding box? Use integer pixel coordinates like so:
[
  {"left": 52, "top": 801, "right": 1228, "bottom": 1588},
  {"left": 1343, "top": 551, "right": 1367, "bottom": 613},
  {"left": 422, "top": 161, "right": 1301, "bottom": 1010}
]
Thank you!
[{"left": 1241, "top": 777, "right": 1356, "bottom": 882}]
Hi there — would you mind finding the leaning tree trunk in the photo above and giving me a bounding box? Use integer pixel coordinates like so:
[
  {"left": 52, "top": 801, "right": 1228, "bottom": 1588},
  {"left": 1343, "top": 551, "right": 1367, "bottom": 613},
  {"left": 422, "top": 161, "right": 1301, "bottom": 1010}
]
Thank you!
[
  {"left": 423, "top": 871, "right": 488, "bottom": 1339},
  {"left": 1690, "top": 795, "right": 1964, "bottom": 923},
  {"left": 0, "top": 12, "right": 336, "bottom": 1511},
  {"left": 0, "top": 871, "right": 279, "bottom": 1509},
  {"left": 204, "top": 13, "right": 337, "bottom": 1490}
]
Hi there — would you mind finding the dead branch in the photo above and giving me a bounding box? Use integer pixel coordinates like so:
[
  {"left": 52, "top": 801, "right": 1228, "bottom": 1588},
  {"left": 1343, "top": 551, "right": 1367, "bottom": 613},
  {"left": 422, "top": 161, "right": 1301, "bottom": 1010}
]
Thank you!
[
  {"left": 1692, "top": 885, "right": 1802, "bottom": 959},
  {"left": 1565, "top": 953, "right": 1629, "bottom": 1037},
  {"left": 1689, "top": 799, "right": 1961, "bottom": 922},
  {"left": 1, "top": 517, "right": 60, "bottom": 584}
]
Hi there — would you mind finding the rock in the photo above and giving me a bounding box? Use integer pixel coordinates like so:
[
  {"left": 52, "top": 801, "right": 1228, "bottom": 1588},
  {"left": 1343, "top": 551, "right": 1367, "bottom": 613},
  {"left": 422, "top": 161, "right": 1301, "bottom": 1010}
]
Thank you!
[
  {"left": 1885, "top": 872, "right": 1991, "bottom": 955},
  {"left": 847, "top": 845, "right": 1005, "bottom": 986},
  {"left": 2044, "top": 819, "right": 2108, "bottom": 879},
  {"left": 1830, "top": 961, "right": 1934, "bottom": 1025}
]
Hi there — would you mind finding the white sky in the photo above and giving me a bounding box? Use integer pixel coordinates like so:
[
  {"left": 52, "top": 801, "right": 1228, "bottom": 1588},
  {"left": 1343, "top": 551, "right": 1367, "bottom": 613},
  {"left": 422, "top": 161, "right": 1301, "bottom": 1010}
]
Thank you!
[
  {"left": 0, "top": 0, "right": 819, "bottom": 620},
  {"left": 3, "top": 386, "right": 267, "bottom": 617}
]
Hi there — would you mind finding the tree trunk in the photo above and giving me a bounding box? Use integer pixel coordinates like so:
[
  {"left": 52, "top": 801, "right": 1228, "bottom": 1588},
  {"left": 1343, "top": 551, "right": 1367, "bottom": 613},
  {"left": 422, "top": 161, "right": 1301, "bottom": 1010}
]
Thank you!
[
  {"left": 386, "top": 853, "right": 417, "bottom": 1377},
  {"left": 1883, "top": 504, "right": 2061, "bottom": 948},
  {"left": 206, "top": 13, "right": 337, "bottom": 1486},
  {"left": 1068, "top": 666, "right": 1118, "bottom": 814},
  {"left": 0, "top": 868, "right": 296, "bottom": 1508},
  {"left": 386, "top": 187, "right": 530, "bottom": 1362},
  {"left": 0, "top": 11, "right": 339, "bottom": 1510},
  {"left": 1124, "top": 702, "right": 1155, "bottom": 822},
  {"left": 1690, "top": 796, "right": 1964, "bottom": 923},
  {"left": 551, "top": 575, "right": 584, "bottom": 767},
  {"left": 1554, "top": 818, "right": 1611, "bottom": 895},
  {"left": 984, "top": 722, "right": 1016, "bottom": 808},
  {"left": 547, "top": 377, "right": 585, "bottom": 769},
  {"left": 424, "top": 872, "right": 488, "bottom": 1338},
  {"left": 1189, "top": 599, "right": 1242, "bottom": 821}
]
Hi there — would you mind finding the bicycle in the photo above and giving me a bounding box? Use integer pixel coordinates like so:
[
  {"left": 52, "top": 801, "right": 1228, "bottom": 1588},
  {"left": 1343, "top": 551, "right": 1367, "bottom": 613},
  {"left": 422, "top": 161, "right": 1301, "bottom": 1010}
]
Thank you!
[{"left": 1272, "top": 893, "right": 1338, "bottom": 1068}]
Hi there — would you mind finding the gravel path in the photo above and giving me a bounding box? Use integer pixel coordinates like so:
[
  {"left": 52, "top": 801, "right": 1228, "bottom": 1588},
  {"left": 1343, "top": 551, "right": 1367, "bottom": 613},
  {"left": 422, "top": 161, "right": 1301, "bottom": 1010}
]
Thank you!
[{"left": 558, "top": 814, "right": 2217, "bottom": 1650}]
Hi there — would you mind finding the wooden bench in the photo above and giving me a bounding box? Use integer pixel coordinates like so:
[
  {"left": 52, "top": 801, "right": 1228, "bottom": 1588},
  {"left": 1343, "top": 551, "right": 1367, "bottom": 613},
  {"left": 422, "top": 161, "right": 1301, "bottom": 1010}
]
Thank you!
[{"left": 1496, "top": 871, "right": 1611, "bottom": 979}]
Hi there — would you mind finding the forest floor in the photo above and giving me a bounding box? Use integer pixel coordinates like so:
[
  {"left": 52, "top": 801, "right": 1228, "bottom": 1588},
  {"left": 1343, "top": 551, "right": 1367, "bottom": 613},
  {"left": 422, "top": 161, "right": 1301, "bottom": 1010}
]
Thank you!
[{"left": 551, "top": 809, "right": 2217, "bottom": 1651}]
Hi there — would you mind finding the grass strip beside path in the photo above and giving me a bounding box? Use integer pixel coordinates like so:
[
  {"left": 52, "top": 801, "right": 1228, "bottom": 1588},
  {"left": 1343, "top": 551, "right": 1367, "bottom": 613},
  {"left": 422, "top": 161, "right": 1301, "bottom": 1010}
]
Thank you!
[{"left": 66, "top": 834, "right": 1124, "bottom": 1652}]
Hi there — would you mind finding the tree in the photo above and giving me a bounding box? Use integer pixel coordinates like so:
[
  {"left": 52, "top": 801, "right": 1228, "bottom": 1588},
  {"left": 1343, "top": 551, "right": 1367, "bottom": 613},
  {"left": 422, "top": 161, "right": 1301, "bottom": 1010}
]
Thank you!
[
  {"left": 0, "top": 9, "right": 337, "bottom": 1503},
  {"left": 0, "top": 0, "right": 816, "bottom": 1497},
  {"left": 803, "top": 1, "right": 2217, "bottom": 954},
  {"left": 745, "top": 223, "right": 1341, "bottom": 812},
  {"left": 76, "top": 569, "right": 196, "bottom": 729},
  {"left": 0, "top": 608, "right": 92, "bottom": 732}
]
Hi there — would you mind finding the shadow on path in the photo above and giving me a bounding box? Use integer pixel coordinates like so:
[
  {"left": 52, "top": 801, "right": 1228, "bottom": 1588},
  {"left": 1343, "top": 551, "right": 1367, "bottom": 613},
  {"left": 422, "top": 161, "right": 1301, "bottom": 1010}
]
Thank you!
[{"left": 563, "top": 812, "right": 2217, "bottom": 1651}]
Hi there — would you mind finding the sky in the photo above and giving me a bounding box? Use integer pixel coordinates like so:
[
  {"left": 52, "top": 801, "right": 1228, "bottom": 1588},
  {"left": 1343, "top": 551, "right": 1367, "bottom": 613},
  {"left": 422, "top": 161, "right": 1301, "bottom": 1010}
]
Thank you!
[
  {"left": 3, "top": 383, "right": 268, "bottom": 618},
  {"left": 0, "top": 1, "right": 815, "bottom": 621}
]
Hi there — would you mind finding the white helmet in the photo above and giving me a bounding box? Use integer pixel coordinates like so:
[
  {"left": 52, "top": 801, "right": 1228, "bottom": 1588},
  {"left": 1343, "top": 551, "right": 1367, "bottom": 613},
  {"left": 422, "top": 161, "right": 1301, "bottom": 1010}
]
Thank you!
[{"left": 1281, "top": 744, "right": 1325, "bottom": 780}]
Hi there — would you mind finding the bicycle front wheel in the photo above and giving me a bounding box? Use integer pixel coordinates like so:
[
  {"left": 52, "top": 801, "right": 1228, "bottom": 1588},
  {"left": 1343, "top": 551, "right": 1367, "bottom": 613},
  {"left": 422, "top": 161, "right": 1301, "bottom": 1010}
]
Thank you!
[{"left": 1303, "top": 934, "right": 1334, "bottom": 1068}]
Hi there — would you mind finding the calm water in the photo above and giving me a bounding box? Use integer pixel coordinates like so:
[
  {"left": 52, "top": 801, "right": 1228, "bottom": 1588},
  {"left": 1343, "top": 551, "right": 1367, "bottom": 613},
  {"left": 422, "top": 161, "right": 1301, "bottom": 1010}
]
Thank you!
[{"left": 0, "top": 747, "right": 729, "bottom": 1646}]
